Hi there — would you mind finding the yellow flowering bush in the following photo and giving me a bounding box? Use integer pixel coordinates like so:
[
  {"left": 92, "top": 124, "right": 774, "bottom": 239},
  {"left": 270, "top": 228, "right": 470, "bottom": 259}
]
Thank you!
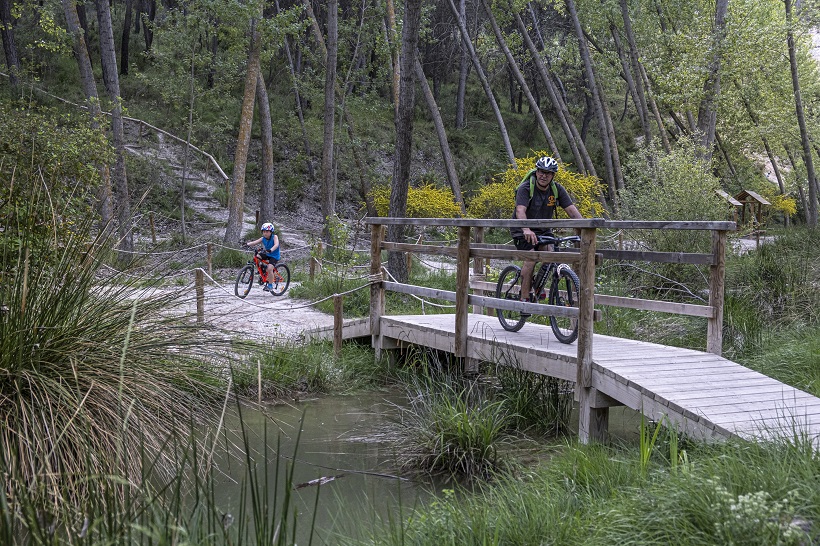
[
  {"left": 369, "top": 183, "right": 463, "bottom": 218},
  {"left": 466, "top": 152, "right": 607, "bottom": 219},
  {"left": 761, "top": 189, "right": 797, "bottom": 218}
]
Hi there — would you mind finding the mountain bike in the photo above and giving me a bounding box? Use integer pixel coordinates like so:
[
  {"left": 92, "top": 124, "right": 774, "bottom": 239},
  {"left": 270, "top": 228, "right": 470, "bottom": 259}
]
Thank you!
[
  {"left": 235, "top": 247, "right": 291, "bottom": 298},
  {"left": 495, "top": 234, "right": 581, "bottom": 343}
]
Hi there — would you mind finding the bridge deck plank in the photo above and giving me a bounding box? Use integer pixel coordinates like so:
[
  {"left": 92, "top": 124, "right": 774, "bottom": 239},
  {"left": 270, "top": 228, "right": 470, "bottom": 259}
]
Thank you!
[{"left": 370, "top": 313, "right": 820, "bottom": 447}]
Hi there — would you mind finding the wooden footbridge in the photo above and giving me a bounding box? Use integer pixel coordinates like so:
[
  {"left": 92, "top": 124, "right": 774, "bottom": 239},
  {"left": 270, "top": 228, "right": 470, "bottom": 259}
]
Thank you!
[{"left": 315, "top": 218, "right": 820, "bottom": 447}]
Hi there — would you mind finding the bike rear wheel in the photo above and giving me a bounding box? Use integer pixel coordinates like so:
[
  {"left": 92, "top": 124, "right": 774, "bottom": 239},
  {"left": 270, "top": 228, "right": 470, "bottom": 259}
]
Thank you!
[
  {"left": 496, "top": 265, "right": 527, "bottom": 332},
  {"left": 269, "top": 263, "right": 291, "bottom": 296},
  {"left": 234, "top": 264, "right": 254, "bottom": 298},
  {"left": 548, "top": 266, "right": 580, "bottom": 344}
]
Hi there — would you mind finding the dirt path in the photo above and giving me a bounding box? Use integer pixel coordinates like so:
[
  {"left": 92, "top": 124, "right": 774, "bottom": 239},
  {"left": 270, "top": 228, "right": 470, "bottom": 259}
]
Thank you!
[{"left": 123, "top": 119, "right": 333, "bottom": 342}]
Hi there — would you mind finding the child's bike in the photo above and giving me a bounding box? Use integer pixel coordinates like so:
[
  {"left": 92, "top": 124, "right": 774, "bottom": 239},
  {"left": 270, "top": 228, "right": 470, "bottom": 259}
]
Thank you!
[
  {"left": 495, "top": 234, "right": 581, "bottom": 343},
  {"left": 235, "top": 247, "right": 291, "bottom": 297}
]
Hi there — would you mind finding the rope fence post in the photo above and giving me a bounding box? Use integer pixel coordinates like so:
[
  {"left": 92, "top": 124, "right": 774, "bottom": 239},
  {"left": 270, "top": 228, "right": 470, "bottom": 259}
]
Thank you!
[
  {"left": 707, "top": 229, "right": 727, "bottom": 355},
  {"left": 370, "top": 224, "right": 385, "bottom": 359},
  {"left": 333, "top": 294, "right": 343, "bottom": 358},
  {"left": 195, "top": 268, "right": 205, "bottom": 324},
  {"left": 149, "top": 212, "right": 156, "bottom": 244},
  {"left": 207, "top": 243, "right": 213, "bottom": 277}
]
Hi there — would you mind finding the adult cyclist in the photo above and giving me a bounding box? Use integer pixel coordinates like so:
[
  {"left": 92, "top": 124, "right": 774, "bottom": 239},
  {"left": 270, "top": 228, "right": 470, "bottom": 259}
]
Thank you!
[
  {"left": 246, "top": 222, "right": 281, "bottom": 292},
  {"left": 510, "top": 156, "right": 583, "bottom": 303}
]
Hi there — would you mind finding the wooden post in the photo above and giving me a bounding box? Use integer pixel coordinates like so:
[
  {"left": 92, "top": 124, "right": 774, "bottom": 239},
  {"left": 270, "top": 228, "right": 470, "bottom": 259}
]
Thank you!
[
  {"left": 149, "top": 212, "right": 156, "bottom": 244},
  {"left": 577, "top": 227, "right": 606, "bottom": 443},
  {"left": 316, "top": 241, "right": 323, "bottom": 276},
  {"left": 472, "top": 227, "right": 485, "bottom": 315},
  {"left": 333, "top": 294, "right": 343, "bottom": 358},
  {"left": 309, "top": 256, "right": 316, "bottom": 282},
  {"left": 707, "top": 229, "right": 727, "bottom": 355},
  {"left": 455, "top": 226, "right": 474, "bottom": 372},
  {"left": 195, "top": 268, "right": 205, "bottom": 324},
  {"left": 206, "top": 243, "right": 213, "bottom": 277},
  {"left": 370, "top": 224, "right": 385, "bottom": 358}
]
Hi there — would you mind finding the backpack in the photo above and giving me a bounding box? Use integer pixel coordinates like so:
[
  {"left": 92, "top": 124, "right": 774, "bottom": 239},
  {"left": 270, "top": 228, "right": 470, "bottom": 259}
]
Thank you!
[{"left": 517, "top": 169, "right": 559, "bottom": 207}]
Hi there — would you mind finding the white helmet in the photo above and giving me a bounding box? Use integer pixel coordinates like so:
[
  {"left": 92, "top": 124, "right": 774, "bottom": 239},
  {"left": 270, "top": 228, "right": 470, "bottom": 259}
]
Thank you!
[
  {"left": 535, "top": 156, "right": 559, "bottom": 173},
  {"left": 261, "top": 222, "right": 274, "bottom": 232}
]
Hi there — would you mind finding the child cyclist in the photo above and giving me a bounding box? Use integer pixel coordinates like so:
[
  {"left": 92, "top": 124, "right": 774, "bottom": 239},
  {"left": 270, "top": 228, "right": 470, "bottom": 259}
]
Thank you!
[{"left": 245, "top": 222, "right": 280, "bottom": 292}]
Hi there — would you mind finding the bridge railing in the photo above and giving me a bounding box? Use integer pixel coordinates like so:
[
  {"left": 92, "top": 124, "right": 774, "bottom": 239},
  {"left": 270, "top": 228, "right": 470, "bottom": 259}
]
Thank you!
[{"left": 365, "top": 217, "right": 735, "bottom": 443}]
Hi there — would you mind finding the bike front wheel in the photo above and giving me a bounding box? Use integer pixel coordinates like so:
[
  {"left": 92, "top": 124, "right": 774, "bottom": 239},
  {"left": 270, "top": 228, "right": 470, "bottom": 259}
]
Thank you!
[
  {"left": 269, "top": 263, "right": 291, "bottom": 296},
  {"left": 496, "top": 265, "right": 527, "bottom": 332},
  {"left": 235, "top": 264, "right": 254, "bottom": 298},
  {"left": 548, "top": 266, "right": 580, "bottom": 344}
]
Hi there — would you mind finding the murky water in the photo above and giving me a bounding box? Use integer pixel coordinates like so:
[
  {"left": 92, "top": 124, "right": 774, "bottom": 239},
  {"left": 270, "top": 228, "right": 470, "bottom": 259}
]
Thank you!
[
  {"left": 211, "top": 389, "right": 431, "bottom": 544},
  {"left": 209, "top": 388, "right": 646, "bottom": 543}
]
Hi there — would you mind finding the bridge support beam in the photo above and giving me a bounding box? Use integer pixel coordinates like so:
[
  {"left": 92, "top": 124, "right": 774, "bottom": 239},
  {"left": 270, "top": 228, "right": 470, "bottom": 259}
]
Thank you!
[
  {"left": 370, "top": 225, "right": 385, "bottom": 359},
  {"left": 577, "top": 227, "right": 606, "bottom": 444}
]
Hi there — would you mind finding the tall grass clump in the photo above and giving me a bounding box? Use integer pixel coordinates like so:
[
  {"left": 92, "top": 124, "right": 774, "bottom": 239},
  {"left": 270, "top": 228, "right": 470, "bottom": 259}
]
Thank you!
[
  {"left": 1, "top": 105, "right": 225, "bottom": 512},
  {"left": 387, "top": 352, "right": 515, "bottom": 480},
  {"left": 492, "top": 353, "right": 573, "bottom": 436}
]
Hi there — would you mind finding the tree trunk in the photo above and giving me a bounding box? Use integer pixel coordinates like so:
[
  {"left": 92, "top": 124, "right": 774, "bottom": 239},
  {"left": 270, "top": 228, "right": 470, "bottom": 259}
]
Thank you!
[
  {"left": 61, "top": 0, "right": 114, "bottom": 232},
  {"left": 515, "top": 4, "right": 594, "bottom": 176},
  {"left": 785, "top": 0, "right": 818, "bottom": 226},
  {"left": 385, "top": 0, "right": 400, "bottom": 121},
  {"left": 455, "top": 0, "right": 468, "bottom": 129},
  {"left": 142, "top": 0, "right": 155, "bottom": 52},
  {"left": 610, "top": 23, "right": 646, "bottom": 138},
  {"left": 695, "top": 0, "right": 728, "bottom": 160},
  {"left": 223, "top": 16, "right": 262, "bottom": 244},
  {"left": 0, "top": 0, "right": 20, "bottom": 88},
  {"left": 321, "top": 0, "right": 338, "bottom": 240},
  {"left": 415, "top": 53, "right": 464, "bottom": 214},
  {"left": 618, "top": 0, "right": 653, "bottom": 147},
  {"left": 639, "top": 63, "right": 671, "bottom": 152},
  {"left": 482, "top": 0, "right": 560, "bottom": 159},
  {"left": 121, "top": 0, "right": 132, "bottom": 75},
  {"left": 566, "top": 0, "right": 617, "bottom": 195},
  {"left": 594, "top": 67, "right": 624, "bottom": 198},
  {"left": 96, "top": 0, "right": 133, "bottom": 255},
  {"left": 386, "top": 0, "right": 423, "bottom": 283},
  {"left": 276, "top": 0, "right": 314, "bottom": 180},
  {"left": 257, "top": 72, "right": 275, "bottom": 227},
  {"left": 447, "top": 0, "right": 516, "bottom": 165}
]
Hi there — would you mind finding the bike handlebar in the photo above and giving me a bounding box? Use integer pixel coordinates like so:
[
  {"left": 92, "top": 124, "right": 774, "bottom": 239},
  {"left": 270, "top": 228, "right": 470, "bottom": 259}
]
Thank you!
[{"left": 536, "top": 234, "right": 580, "bottom": 247}]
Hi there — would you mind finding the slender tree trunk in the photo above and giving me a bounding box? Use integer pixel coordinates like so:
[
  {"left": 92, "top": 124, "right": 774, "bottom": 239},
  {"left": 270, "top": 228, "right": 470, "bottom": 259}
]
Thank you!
[
  {"left": 180, "top": 48, "right": 196, "bottom": 244},
  {"left": 321, "top": 0, "right": 338, "bottom": 240},
  {"left": 0, "top": 0, "right": 20, "bottom": 88},
  {"left": 224, "top": 16, "right": 262, "bottom": 243},
  {"left": 566, "top": 0, "right": 617, "bottom": 194},
  {"left": 276, "top": 6, "right": 314, "bottom": 180},
  {"left": 594, "top": 69, "right": 624, "bottom": 198},
  {"left": 447, "top": 0, "right": 516, "bottom": 165},
  {"left": 62, "top": 0, "right": 114, "bottom": 232},
  {"left": 516, "top": 4, "right": 594, "bottom": 175},
  {"left": 121, "top": 0, "right": 132, "bottom": 75},
  {"left": 618, "top": 0, "right": 653, "bottom": 146},
  {"left": 385, "top": 0, "right": 400, "bottom": 121},
  {"left": 786, "top": 0, "right": 818, "bottom": 226},
  {"left": 257, "top": 72, "right": 275, "bottom": 226},
  {"left": 387, "top": 0, "right": 423, "bottom": 282},
  {"left": 695, "top": 0, "right": 728, "bottom": 160},
  {"left": 415, "top": 53, "right": 464, "bottom": 214},
  {"left": 639, "top": 63, "right": 671, "bottom": 152},
  {"left": 455, "top": 0, "right": 468, "bottom": 129},
  {"left": 482, "top": 0, "right": 560, "bottom": 158},
  {"left": 715, "top": 131, "right": 737, "bottom": 180},
  {"left": 142, "top": 0, "right": 156, "bottom": 52},
  {"left": 610, "top": 23, "right": 648, "bottom": 143}
]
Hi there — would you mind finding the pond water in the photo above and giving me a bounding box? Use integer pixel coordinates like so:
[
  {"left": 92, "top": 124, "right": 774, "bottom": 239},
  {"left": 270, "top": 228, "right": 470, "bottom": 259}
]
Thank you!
[
  {"left": 211, "top": 389, "right": 432, "bottom": 544},
  {"left": 210, "top": 388, "right": 646, "bottom": 543}
]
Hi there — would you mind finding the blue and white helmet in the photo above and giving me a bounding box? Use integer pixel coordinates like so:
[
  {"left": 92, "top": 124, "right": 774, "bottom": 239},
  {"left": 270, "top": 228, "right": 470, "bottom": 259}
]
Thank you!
[
  {"left": 261, "top": 222, "right": 274, "bottom": 232},
  {"left": 535, "top": 156, "right": 558, "bottom": 173}
]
